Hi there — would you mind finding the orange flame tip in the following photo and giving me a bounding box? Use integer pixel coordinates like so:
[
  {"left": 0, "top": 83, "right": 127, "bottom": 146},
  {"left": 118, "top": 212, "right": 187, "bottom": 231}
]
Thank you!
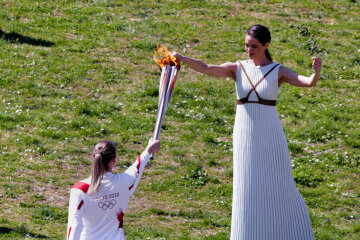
[{"left": 153, "top": 44, "right": 180, "bottom": 71}]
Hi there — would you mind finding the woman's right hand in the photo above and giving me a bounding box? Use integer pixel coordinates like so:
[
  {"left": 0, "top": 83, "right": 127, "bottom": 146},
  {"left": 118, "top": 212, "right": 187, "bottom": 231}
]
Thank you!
[{"left": 146, "top": 139, "right": 160, "bottom": 153}]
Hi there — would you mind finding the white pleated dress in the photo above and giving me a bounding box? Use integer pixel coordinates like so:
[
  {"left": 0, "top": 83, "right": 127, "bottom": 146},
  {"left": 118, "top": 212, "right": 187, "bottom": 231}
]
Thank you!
[{"left": 231, "top": 60, "right": 314, "bottom": 240}]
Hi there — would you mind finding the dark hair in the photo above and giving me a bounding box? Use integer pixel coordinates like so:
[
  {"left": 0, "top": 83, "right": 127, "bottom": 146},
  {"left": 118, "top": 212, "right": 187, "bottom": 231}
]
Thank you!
[
  {"left": 88, "top": 140, "right": 117, "bottom": 195},
  {"left": 246, "top": 24, "right": 272, "bottom": 61}
]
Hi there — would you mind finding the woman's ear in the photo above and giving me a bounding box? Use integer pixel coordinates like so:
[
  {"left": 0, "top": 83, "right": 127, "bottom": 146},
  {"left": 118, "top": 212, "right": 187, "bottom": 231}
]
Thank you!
[
  {"left": 109, "top": 156, "right": 117, "bottom": 169},
  {"left": 264, "top": 42, "right": 270, "bottom": 49}
]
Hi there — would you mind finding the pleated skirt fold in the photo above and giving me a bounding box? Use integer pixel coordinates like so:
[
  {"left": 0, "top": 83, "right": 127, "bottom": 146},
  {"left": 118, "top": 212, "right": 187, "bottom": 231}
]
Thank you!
[{"left": 231, "top": 104, "right": 314, "bottom": 240}]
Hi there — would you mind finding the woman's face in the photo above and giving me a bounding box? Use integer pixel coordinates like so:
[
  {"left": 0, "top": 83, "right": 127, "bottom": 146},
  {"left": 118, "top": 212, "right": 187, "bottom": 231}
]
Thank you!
[{"left": 244, "top": 34, "right": 269, "bottom": 59}]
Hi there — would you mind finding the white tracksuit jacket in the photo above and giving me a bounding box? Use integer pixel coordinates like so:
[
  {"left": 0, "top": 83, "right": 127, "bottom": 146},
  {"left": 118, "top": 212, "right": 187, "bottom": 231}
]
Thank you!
[{"left": 67, "top": 150, "right": 150, "bottom": 240}]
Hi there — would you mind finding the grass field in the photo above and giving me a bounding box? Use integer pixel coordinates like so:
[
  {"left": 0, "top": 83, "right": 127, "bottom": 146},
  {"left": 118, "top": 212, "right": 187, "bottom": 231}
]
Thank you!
[{"left": 0, "top": 0, "right": 359, "bottom": 239}]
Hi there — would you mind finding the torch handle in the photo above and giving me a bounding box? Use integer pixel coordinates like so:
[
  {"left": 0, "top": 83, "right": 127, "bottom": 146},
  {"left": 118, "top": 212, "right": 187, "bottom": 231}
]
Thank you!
[
  {"left": 151, "top": 66, "right": 179, "bottom": 159},
  {"left": 151, "top": 65, "right": 172, "bottom": 159},
  {"left": 151, "top": 89, "right": 168, "bottom": 159},
  {"left": 155, "top": 66, "right": 176, "bottom": 138}
]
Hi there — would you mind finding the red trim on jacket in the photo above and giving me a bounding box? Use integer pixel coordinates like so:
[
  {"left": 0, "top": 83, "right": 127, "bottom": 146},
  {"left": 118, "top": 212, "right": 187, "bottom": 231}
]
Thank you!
[
  {"left": 72, "top": 182, "right": 90, "bottom": 193},
  {"left": 129, "top": 156, "right": 142, "bottom": 190},
  {"left": 68, "top": 227, "right": 72, "bottom": 239},
  {"left": 77, "top": 200, "right": 84, "bottom": 210},
  {"left": 117, "top": 211, "right": 124, "bottom": 228},
  {"left": 136, "top": 156, "right": 141, "bottom": 174}
]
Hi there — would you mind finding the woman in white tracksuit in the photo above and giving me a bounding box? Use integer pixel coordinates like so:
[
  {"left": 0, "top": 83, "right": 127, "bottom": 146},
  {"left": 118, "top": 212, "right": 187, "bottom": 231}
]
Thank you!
[{"left": 67, "top": 139, "right": 160, "bottom": 240}]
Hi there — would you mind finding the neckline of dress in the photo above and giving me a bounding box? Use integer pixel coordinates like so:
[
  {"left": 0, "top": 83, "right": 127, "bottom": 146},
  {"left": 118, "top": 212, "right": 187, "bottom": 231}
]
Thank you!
[{"left": 244, "top": 60, "right": 275, "bottom": 68}]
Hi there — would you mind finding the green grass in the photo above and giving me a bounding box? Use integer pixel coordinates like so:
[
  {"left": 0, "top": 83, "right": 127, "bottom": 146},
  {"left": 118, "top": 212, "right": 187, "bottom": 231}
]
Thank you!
[{"left": 0, "top": 0, "right": 359, "bottom": 239}]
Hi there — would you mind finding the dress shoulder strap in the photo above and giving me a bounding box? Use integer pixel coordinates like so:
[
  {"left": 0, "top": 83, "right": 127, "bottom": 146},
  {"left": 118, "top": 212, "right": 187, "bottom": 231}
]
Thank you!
[
  {"left": 235, "top": 60, "right": 242, "bottom": 82},
  {"left": 236, "top": 62, "right": 280, "bottom": 106}
]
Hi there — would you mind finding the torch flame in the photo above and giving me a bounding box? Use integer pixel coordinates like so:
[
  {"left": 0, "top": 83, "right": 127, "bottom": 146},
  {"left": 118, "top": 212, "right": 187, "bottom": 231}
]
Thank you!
[{"left": 153, "top": 44, "right": 180, "bottom": 71}]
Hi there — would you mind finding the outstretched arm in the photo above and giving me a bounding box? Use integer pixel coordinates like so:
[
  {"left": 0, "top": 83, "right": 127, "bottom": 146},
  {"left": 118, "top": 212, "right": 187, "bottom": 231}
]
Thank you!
[
  {"left": 279, "top": 57, "right": 322, "bottom": 87},
  {"left": 173, "top": 52, "right": 237, "bottom": 80},
  {"left": 125, "top": 139, "right": 160, "bottom": 196}
]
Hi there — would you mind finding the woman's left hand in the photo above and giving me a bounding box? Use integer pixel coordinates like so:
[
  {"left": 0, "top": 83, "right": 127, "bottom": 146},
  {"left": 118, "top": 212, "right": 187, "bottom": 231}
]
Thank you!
[
  {"left": 311, "top": 57, "right": 322, "bottom": 74},
  {"left": 279, "top": 57, "right": 322, "bottom": 87}
]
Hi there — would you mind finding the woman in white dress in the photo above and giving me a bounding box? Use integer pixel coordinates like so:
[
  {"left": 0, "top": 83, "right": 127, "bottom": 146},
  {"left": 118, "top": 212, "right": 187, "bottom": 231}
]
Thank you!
[{"left": 173, "top": 24, "right": 322, "bottom": 240}]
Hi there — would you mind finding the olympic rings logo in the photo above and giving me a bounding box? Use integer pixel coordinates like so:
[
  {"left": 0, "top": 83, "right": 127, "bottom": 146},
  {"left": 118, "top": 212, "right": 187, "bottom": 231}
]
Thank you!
[{"left": 98, "top": 199, "right": 116, "bottom": 210}]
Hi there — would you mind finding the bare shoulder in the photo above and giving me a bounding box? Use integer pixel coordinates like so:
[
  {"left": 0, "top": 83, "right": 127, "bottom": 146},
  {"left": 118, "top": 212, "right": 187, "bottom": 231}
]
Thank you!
[
  {"left": 278, "top": 65, "right": 297, "bottom": 80},
  {"left": 220, "top": 62, "right": 238, "bottom": 80},
  {"left": 221, "top": 62, "right": 237, "bottom": 66},
  {"left": 220, "top": 62, "right": 238, "bottom": 72},
  {"left": 279, "top": 65, "right": 292, "bottom": 74},
  {"left": 219, "top": 62, "right": 237, "bottom": 68}
]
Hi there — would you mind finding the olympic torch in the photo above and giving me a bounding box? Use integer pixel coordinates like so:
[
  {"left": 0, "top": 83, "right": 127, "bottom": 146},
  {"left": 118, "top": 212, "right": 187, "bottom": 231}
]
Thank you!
[{"left": 151, "top": 45, "right": 181, "bottom": 158}]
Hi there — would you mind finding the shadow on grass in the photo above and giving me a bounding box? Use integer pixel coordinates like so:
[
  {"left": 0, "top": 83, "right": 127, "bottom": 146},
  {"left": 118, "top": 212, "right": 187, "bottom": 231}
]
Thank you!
[
  {"left": 0, "top": 226, "right": 49, "bottom": 238},
  {"left": 0, "top": 28, "right": 54, "bottom": 47}
]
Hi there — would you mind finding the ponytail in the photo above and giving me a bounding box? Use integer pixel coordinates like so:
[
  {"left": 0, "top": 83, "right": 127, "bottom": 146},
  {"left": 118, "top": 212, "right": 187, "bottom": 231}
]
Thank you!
[
  {"left": 265, "top": 49, "right": 272, "bottom": 61},
  {"left": 88, "top": 153, "right": 104, "bottom": 195},
  {"left": 88, "top": 141, "right": 117, "bottom": 195}
]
